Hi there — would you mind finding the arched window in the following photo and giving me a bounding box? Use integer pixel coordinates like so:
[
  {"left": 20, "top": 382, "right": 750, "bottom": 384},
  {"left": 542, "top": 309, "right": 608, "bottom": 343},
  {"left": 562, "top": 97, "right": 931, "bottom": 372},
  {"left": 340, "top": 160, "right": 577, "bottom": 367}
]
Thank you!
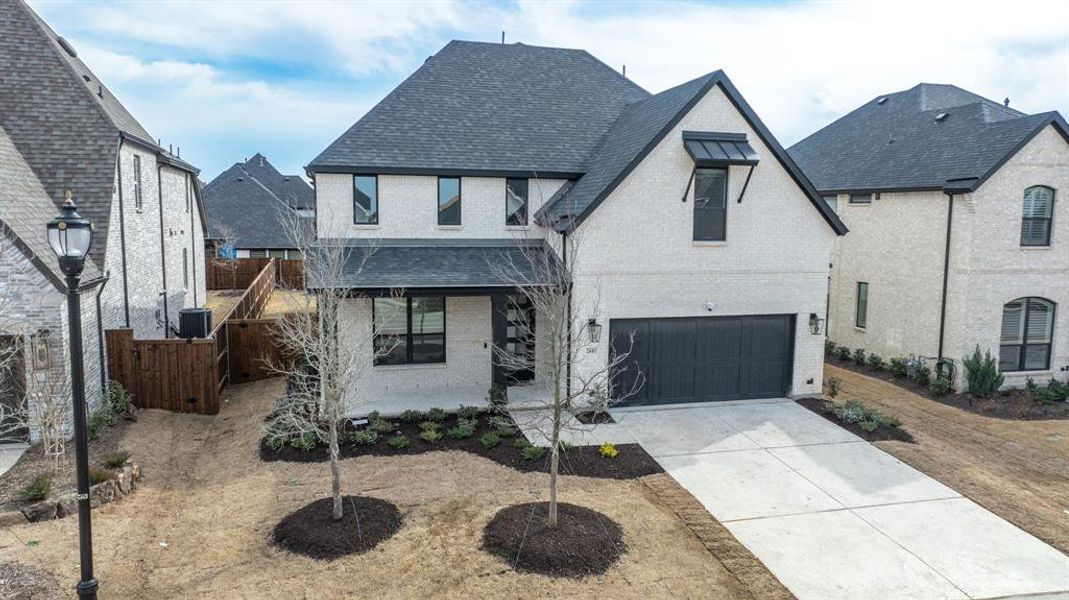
[
  {"left": 1020, "top": 186, "right": 1054, "bottom": 246},
  {"left": 999, "top": 297, "right": 1055, "bottom": 371}
]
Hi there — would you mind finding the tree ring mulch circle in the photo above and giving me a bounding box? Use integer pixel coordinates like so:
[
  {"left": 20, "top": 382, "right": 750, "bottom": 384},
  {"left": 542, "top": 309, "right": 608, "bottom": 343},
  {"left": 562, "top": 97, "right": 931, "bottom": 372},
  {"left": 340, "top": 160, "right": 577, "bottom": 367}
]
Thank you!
[
  {"left": 272, "top": 495, "right": 402, "bottom": 560},
  {"left": 482, "top": 501, "right": 626, "bottom": 578}
]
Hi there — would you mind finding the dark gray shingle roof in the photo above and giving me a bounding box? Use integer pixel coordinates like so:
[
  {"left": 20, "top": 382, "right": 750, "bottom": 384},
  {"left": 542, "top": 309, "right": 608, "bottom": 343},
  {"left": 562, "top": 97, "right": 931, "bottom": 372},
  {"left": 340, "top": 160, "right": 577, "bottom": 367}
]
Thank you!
[
  {"left": 788, "top": 83, "right": 1069, "bottom": 193},
  {"left": 308, "top": 40, "right": 650, "bottom": 176},
  {"left": 203, "top": 154, "right": 313, "bottom": 249},
  {"left": 308, "top": 239, "right": 559, "bottom": 290}
]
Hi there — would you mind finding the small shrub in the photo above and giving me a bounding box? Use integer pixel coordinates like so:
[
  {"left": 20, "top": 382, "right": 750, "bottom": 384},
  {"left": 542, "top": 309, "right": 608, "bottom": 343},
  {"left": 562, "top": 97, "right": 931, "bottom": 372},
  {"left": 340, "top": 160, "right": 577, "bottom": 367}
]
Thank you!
[
  {"left": 89, "top": 467, "right": 112, "bottom": 485},
  {"left": 418, "top": 421, "right": 441, "bottom": 433},
  {"left": 858, "top": 420, "right": 879, "bottom": 433},
  {"left": 386, "top": 435, "right": 409, "bottom": 449},
  {"left": 911, "top": 364, "right": 932, "bottom": 387},
  {"left": 833, "top": 399, "right": 901, "bottom": 431},
  {"left": 16, "top": 475, "right": 51, "bottom": 503},
  {"left": 824, "top": 377, "right": 841, "bottom": 399},
  {"left": 881, "top": 413, "right": 902, "bottom": 429},
  {"left": 867, "top": 354, "right": 885, "bottom": 370},
  {"left": 1046, "top": 378, "right": 1069, "bottom": 401},
  {"left": 929, "top": 376, "right": 952, "bottom": 396},
  {"left": 599, "top": 442, "right": 618, "bottom": 459},
  {"left": 348, "top": 429, "right": 379, "bottom": 446},
  {"left": 825, "top": 339, "right": 837, "bottom": 356},
  {"left": 962, "top": 346, "right": 1004, "bottom": 398},
  {"left": 889, "top": 357, "right": 909, "bottom": 379},
  {"left": 852, "top": 348, "right": 866, "bottom": 365},
  {"left": 105, "top": 380, "right": 132, "bottom": 415},
  {"left": 1025, "top": 377, "right": 1038, "bottom": 392},
  {"left": 513, "top": 436, "right": 531, "bottom": 449},
  {"left": 487, "top": 384, "right": 507, "bottom": 410},
  {"left": 399, "top": 410, "right": 424, "bottom": 424},
  {"left": 87, "top": 409, "right": 113, "bottom": 441},
  {"left": 1030, "top": 380, "right": 1068, "bottom": 405},
  {"left": 289, "top": 432, "right": 317, "bottom": 451},
  {"left": 494, "top": 423, "right": 517, "bottom": 438},
  {"left": 102, "top": 450, "right": 131, "bottom": 468},
  {"left": 419, "top": 429, "right": 443, "bottom": 443},
  {"left": 479, "top": 432, "right": 501, "bottom": 449},
  {"left": 836, "top": 346, "right": 852, "bottom": 361},
  {"left": 367, "top": 410, "right": 380, "bottom": 421},
  {"left": 446, "top": 419, "right": 476, "bottom": 439},
  {"left": 833, "top": 399, "right": 868, "bottom": 424},
  {"left": 457, "top": 405, "right": 481, "bottom": 420},
  {"left": 370, "top": 418, "right": 395, "bottom": 434},
  {"left": 426, "top": 407, "right": 447, "bottom": 422},
  {"left": 520, "top": 444, "right": 546, "bottom": 461},
  {"left": 265, "top": 435, "right": 286, "bottom": 451}
]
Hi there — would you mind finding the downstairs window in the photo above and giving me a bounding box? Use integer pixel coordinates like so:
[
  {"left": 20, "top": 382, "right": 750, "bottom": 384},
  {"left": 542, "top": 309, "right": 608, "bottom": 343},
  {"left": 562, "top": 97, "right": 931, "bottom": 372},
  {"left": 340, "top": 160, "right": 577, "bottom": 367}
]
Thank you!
[
  {"left": 999, "top": 297, "right": 1054, "bottom": 371},
  {"left": 373, "top": 297, "right": 446, "bottom": 365}
]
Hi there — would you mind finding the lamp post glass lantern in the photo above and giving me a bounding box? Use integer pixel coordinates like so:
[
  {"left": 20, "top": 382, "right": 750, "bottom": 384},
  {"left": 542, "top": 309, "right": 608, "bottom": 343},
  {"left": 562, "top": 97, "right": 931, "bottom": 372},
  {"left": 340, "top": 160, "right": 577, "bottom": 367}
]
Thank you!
[{"left": 46, "top": 193, "right": 98, "bottom": 600}]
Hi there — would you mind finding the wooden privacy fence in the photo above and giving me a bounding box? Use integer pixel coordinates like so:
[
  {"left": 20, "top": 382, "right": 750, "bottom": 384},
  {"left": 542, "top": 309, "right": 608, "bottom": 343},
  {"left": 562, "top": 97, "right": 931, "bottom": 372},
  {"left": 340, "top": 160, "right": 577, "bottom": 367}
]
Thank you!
[
  {"left": 206, "top": 257, "right": 304, "bottom": 290},
  {"left": 107, "top": 259, "right": 285, "bottom": 414}
]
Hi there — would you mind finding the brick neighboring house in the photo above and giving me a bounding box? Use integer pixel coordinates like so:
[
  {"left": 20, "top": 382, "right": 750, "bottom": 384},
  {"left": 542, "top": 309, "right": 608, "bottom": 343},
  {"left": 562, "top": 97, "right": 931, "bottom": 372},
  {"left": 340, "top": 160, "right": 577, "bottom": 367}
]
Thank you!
[
  {"left": 307, "top": 40, "right": 846, "bottom": 413},
  {"left": 0, "top": 0, "right": 207, "bottom": 441},
  {"left": 203, "top": 153, "right": 314, "bottom": 259},
  {"left": 789, "top": 84, "right": 1069, "bottom": 388}
]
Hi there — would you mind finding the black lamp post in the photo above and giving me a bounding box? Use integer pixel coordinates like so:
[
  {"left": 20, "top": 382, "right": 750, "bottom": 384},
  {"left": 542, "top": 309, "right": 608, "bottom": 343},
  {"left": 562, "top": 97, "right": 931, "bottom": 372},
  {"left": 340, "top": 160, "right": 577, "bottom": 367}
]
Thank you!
[{"left": 46, "top": 192, "right": 98, "bottom": 600}]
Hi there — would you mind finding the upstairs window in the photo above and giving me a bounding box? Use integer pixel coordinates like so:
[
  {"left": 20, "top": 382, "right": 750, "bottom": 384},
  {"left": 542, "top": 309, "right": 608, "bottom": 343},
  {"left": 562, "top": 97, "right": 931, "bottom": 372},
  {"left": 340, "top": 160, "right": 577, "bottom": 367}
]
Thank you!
[
  {"left": 373, "top": 297, "right": 446, "bottom": 365},
  {"left": 1000, "top": 297, "right": 1054, "bottom": 372},
  {"left": 184, "top": 176, "right": 191, "bottom": 213},
  {"left": 506, "top": 178, "right": 528, "bottom": 226},
  {"left": 1021, "top": 186, "right": 1054, "bottom": 247},
  {"left": 438, "top": 177, "right": 461, "bottom": 226},
  {"left": 855, "top": 282, "right": 869, "bottom": 329},
  {"left": 353, "top": 175, "right": 378, "bottom": 225},
  {"left": 693, "top": 167, "right": 727, "bottom": 241},
  {"left": 133, "top": 154, "right": 143, "bottom": 211},
  {"left": 182, "top": 248, "right": 189, "bottom": 288},
  {"left": 849, "top": 193, "right": 871, "bottom": 205}
]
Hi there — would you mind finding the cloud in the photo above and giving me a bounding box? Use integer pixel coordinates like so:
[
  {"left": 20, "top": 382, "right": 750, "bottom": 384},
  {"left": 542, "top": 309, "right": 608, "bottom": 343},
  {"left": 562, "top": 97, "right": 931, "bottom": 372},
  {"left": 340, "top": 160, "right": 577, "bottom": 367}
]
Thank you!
[{"left": 28, "top": 0, "right": 1069, "bottom": 178}]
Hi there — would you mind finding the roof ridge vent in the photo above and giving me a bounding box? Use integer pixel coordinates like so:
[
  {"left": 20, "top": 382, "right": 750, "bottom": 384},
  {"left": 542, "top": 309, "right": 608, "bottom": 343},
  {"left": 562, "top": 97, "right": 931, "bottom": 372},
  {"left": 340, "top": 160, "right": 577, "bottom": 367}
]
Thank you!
[
  {"left": 876, "top": 97, "right": 888, "bottom": 105},
  {"left": 935, "top": 112, "right": 949, "bottom": 122}
]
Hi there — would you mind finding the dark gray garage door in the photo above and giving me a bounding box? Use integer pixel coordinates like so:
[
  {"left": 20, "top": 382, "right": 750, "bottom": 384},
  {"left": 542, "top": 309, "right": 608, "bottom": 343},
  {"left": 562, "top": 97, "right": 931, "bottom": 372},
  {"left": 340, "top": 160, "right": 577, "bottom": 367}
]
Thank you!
[{"left": 610, "top": 315, "right": 794, "bottom": 406}]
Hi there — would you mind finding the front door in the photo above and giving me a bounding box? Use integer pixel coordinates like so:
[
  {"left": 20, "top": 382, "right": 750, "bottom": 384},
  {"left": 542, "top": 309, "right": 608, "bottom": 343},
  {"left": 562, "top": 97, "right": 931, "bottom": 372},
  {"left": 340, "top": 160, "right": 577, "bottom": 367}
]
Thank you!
[{"left": 505, "top": 295, "right": 536, "bottom": 382}]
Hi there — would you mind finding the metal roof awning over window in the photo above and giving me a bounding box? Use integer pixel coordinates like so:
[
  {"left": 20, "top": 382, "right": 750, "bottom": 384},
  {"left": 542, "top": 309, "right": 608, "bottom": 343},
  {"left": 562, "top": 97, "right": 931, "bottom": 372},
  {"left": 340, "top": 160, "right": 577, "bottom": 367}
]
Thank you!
[{"left": 683, "top": 131, "right": 760, "bottom": 167}]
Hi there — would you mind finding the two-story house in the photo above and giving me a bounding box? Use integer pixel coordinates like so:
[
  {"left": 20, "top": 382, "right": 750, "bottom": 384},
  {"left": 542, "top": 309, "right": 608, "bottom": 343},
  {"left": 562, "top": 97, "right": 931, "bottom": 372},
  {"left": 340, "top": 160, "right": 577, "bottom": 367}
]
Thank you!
[
  {"left": 789, "top": 84, "right": 1069, "bottom": 388},
  {"left": 203, "top": 153, "right": 314, "bottom": 259},
  {"left": 306, "top": 40, "right": 846, "bottom": 413},
  {"left": 0, "top": 0, "right": 207, "bottom": 441}
]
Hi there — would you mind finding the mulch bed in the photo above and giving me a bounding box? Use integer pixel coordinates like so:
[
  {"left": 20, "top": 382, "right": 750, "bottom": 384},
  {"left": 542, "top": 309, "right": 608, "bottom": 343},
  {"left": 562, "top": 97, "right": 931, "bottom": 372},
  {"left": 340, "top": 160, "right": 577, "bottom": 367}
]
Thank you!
[
  {"left": 796, "top": 397, "right": 915, "bottom": 443},
  {"left": 481, "top": 501, "right": 626, "bottom": 578},
  {"left": 826, "top": 357, "right": 1069, "bottom": 420},
  {"left": 0, "top": 417, "right": 132, "bottom": 512},
  {"left": 259, "top": 413, "right": 662, "bottom": 480},
  {"left": 0, "top": 561, "right": 64, "bottom": 600},
  {"left": 573, "top": 410, "right": 615, "bottom": 425},
  {"left": 272, "top": 495, "right": 402, "bottom": 560}
]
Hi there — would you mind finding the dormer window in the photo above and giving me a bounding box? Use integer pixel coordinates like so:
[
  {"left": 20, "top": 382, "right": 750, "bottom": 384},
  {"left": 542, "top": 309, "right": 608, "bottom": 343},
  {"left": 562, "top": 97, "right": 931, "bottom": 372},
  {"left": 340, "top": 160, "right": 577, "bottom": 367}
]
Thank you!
[
  {"left": 438, "top": 177, "right": 461, "bottom": 226},
  {"left": 506, "top": 178, "right": 528, "bottom": 226},
  {"left": 353, "top": 175, "right": 378, "bottom": 225},
  {"left": 1021, "top": 186, "right": 1054, "bottom": 247}
]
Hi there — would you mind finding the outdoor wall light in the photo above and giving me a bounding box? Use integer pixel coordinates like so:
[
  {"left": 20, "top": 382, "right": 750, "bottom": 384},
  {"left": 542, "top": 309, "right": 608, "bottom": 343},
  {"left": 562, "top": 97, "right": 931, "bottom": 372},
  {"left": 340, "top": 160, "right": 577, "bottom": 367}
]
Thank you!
[
  {"left": 809, "top": 312, "right": 825, "bottom": 335},
  {"left": 588, "top": 318, "right": 602, "bottom": 343}
]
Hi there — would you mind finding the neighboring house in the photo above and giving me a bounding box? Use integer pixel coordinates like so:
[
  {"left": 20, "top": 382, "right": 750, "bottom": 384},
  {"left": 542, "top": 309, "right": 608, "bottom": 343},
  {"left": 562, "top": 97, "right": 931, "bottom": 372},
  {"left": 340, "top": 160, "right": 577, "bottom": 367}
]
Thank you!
[
  {"left": 789, "top": 83, "right": 1069, "bottom": 388},
  {"left": 0, "top": 0, "right": 207, "bottom": 441},
  {"left": 203, "top": 153, "right": 314, "bottom": 259},
  {"left": 307, "top": 40, "right": 846, "bottom": 412}
]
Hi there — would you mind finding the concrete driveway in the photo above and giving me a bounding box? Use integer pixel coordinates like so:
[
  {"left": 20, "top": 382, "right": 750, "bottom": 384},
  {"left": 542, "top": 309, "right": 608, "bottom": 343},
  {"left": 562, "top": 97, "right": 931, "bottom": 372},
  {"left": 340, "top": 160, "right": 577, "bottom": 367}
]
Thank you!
[{"left": 610, "top": 399, "right": 1069, "bottom": 600}]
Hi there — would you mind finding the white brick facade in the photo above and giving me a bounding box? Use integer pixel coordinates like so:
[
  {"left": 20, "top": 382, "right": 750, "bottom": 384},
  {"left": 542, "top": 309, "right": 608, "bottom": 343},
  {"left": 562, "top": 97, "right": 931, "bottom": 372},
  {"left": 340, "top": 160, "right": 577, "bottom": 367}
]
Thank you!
[{"left": 828, "top": 125, "right": 1069, "bottom": 387}]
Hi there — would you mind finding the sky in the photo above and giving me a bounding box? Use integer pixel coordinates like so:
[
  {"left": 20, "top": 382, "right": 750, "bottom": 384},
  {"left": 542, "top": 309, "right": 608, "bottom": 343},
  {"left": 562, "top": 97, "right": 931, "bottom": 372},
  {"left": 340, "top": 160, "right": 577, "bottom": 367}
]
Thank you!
[{"left": 29, "top": 0, "right": 1069, "bottom": 183}]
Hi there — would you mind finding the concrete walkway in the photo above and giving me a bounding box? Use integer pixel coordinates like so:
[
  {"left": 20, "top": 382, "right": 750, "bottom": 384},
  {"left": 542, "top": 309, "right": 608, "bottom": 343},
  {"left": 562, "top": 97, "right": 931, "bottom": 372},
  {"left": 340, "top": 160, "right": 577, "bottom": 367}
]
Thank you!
[
  {"left": 0, "top": 443, "right": 28, "bottom": 476},
  {"left": 608, "top": 399, "right": 1069, "bottom": 600}
]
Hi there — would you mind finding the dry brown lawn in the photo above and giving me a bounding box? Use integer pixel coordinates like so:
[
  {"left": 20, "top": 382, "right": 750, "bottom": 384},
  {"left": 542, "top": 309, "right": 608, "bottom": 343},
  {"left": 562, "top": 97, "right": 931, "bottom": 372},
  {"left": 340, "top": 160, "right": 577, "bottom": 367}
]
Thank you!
[
  {"left": 260, "top": 289, "right": 316, "bottom": 319},
  {"left": 203, "top": 290, "right": 241, "bottom": 321},
  {"left": 827, "top": 364, "right": 1069, "bottom": 554},
  {"left": 0, "top": 378, "right": 779, "bottom": 599}
]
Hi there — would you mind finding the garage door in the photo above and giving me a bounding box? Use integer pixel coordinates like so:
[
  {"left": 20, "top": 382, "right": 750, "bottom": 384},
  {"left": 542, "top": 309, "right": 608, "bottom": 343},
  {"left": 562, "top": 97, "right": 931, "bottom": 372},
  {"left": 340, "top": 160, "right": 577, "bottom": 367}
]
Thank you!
[{"left": 609, "top": 315, "right": 794, "bottom": 406}]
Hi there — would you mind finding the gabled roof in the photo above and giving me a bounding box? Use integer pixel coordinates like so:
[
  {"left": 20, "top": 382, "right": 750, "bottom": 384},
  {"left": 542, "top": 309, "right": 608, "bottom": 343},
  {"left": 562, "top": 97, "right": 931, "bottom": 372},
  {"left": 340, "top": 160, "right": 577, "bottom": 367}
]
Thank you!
[
  {"left": 203, "top": 154, "right": 313, "bottom": 249},
  {"left": 537, "top": 71, "right": 847, "bottom": 235},
  {"left": 788, "top": 83, "right": 1069, "bottom": 193},
  {"left": 0, "top": 0, "right": 199, "bottom": 268},
  {"left": 0, "top": 124, "right": 100, "bottom": 291},
  {"left": 308, "top": 40, "right": 650, "bottom": 178}
]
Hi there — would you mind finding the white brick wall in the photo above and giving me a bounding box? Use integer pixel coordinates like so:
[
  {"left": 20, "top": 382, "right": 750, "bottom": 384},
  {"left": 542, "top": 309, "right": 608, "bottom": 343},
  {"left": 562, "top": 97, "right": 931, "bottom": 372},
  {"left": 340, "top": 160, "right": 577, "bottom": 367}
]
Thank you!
[
  {"left": 315, "top": 173, "right": 566, "bottom": 239},
  {"left": 828, "top": 124, "right": 1069, "bottom": 388},
  {"left": 569, "top": 84, "right": 837, "bottom": 398}
]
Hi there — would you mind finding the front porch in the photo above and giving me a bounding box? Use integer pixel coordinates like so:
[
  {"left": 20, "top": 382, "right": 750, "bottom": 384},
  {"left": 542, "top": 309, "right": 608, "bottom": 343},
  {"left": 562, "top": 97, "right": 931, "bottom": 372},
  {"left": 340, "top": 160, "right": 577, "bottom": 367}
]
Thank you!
[{"left": 346, "top": 379, "right": 553, "bottom": 417}]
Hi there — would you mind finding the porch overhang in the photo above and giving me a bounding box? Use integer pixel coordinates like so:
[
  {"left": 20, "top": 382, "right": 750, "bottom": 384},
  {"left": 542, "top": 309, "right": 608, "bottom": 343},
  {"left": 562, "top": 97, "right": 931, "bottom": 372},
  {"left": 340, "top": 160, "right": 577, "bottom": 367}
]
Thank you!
[{"left": 683, "top": 131, "right": 760, "bottom": 167}]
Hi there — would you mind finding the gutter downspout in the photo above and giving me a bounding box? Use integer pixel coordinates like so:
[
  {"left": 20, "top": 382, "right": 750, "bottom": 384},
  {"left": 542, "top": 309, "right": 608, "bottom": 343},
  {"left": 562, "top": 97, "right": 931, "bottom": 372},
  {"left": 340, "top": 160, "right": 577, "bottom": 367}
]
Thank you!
[
  {"left": 562, "top": 229, "right": 572, "bottom": 400},
  {"left": 937, "top": 192, "right": 955, "bottom": 363},
  {"left": 187, "top": 175, "right": 199, "bottom": 306},
  {"left": 115, "top": 137, "right": 131, "bottom": 327},
  {"left": 93, "top": 275, "right": 109, "bottom": 394},
  {"left": 157, "top": 164, "right": 170, "bottom": 336}
]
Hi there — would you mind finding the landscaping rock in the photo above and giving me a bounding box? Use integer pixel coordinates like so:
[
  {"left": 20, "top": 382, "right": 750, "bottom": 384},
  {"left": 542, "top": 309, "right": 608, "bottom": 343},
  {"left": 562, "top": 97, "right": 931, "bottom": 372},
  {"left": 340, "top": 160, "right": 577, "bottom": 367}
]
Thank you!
[
  {"left": 55, "top": 495, "right": 77, "bottom": 519},
  {"left": 90, "top": 480, "right": 116, "bottom": 505},
  {"left": 117, "top": 471, "right": 132, "bottom": 494},
  {"left": 0, "top": 510, "right": 29, "bottom": 528},
  {"left": 21, "top": 501, "right": 57, "bottom": 522}
]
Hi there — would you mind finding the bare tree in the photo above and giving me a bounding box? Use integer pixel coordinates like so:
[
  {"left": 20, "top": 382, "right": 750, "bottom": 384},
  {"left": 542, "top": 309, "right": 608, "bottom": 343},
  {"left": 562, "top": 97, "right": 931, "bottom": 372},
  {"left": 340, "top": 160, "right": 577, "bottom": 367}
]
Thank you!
[
  {"left": 0, "top": 236, "right": 30, "bottom": 447},
  {"left": 491, "top": 221, "right": 642, "bottom": 527},
  {"left": 264, "top": 203, "right": 400, "bottom": 521},
  {"left": 25, "top": 365, "right": 69, "bottom": 469},
  {"left": 211, "top": 224, "right": 241, "bottom": 289}
]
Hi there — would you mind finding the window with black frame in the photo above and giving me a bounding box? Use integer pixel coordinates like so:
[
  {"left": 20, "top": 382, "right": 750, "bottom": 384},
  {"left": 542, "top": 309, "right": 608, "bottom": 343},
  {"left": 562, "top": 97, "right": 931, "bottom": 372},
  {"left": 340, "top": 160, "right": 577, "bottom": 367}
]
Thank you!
[
  {"left": 506, "top": 178, "right": 528, "bottom": 226},
  {"left": 1020, "top": 186, "right": 1054, "bottom": 246},
  {"left": 438, "top": 177, "right": 461, "bottom": 226},
  {"left": 694, "top": 167, "right": 727, "bottom": 241},
  {"left": 354, "top": 175, "right": 378, "bottom": 225},
  {"left": 999, "top": 297, "right": 1054, "bottom": 371},
  {"left": 373, "top": 297, "right": 446, "bottom": 365}
]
